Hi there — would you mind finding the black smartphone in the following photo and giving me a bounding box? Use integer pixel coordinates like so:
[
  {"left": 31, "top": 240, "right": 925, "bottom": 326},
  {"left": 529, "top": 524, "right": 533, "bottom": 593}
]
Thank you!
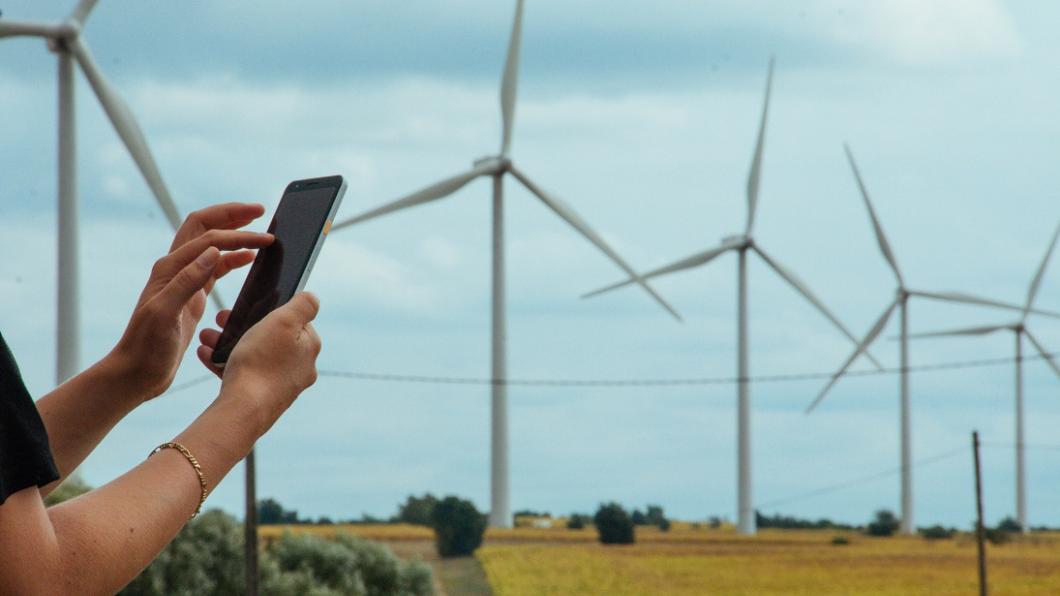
[{"left": 211, "top": 175, "right": 346, "bottom": 365}]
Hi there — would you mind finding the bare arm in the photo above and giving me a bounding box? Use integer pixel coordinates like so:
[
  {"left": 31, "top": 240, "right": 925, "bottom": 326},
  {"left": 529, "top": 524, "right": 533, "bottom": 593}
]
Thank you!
[
  {"left": 34, "top": 203, "right": 273, "bottom": 494},
  {"left": 0, "top": 293, "right": 322, "bottom": 595}
]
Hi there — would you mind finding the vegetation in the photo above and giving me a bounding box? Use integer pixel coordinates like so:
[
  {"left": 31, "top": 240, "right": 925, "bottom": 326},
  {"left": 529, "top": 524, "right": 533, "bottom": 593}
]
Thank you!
[
  {"left": 757, "top": 511, "right": 855, "bottom": 531},
  {"left": 566, "top": 514, "right": 590, "bottom": 530},
  {"left": 866, "top": 510, "right": 900, "bottom": 537},
  {"left": 257, "top": 497, "right": 309, "bottom": 525},
  {"left": 593, "top": 502, "right": 635, "bottom": 545},
  {"left": 43, "top": 473, "right": 92, "bottom": 506},
  {"left": 919, "top": 525, "right": 956, "bottom": 540},
  {"left": 396, "top": 494, "right": 439, "bottom": 527},
  {"left": 119, "top": 510, "right": 433, "bottom": 595},
  {"left": 431, "top": 496, "right": 487, "bottom": 557}
]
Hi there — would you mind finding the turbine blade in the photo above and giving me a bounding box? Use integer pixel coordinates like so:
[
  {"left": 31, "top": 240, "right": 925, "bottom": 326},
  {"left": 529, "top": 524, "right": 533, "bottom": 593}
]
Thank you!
[
  {"left": 908, "top": 289, "right": 1060, "bottom": 319},
  {"left": 0, "top": 19, "right": 60, "bottom": 38},
  {"left": 499, "top": 0, "right": 525, "bottom": 156},
  {"left": 1024, "top": 329, "right": 1060, "bottom": 380},
  {"left": 582, "top": 240, "right": 740, "bottom": 298},
  {"left": 752, "top": 244, "right": 884, "bottom": 371},
  {"left": 69, "top": 37, "right": 183, "bottom": 231},
  {"left": 745, "top": 56, "right": 773, "bottom": 235},
  {"left": 805, "top": 298, "right": 899, "bottom": 414},
  {"left": 69, "top": 0, "right": 101, "bottom": 24},
  {"left": 208, "top": 288, "right": 226, "bottom": 312},
  {"left": 331, "top": 162, "right": 498, "bottom": 232},
  {"left": 1024, "top": 220, "right": 1060, "bottom": 319},
  {"left": 844, "top": 144, "right": 903, "bottom": 286},
  {"left": 905, "top": 323, "right": 1010, "bottom": 339},
  {"left": 510, "top": 164, "right": 683, "bottom": 321}
]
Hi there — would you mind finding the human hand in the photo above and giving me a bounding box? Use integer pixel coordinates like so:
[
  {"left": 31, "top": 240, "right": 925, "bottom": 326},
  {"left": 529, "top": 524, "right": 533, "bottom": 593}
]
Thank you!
[
  {"left": 197, "top": 292, "right": 322, "bottom": 434},
  {"left": 107, "top": 203, "right": 274, "bottom": 401}
]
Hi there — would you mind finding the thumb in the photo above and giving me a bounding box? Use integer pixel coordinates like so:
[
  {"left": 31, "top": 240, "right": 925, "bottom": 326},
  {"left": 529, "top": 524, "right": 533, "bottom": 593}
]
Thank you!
[
  {"left": 280, "top": 292, "right": 320, "bottom": 325},
  {"left": 154, "top": 247, "right": 220, "bottom": 316}
]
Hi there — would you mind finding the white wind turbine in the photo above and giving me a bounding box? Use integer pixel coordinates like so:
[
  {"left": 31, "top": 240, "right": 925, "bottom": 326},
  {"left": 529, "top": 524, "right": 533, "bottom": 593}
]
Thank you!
[
  {"left": 330, "top": 0, "right": 678, "bottom": 528},
  {"left": 0, "top": 0, "right": 221, "bottom": 384},
  {"left": 805, "top": 146, "right": 1060, "bottom": 534},
  {"left": 583, "top": 59, "right": 882, "bottom": 535},
  {"left": 907, "top": 221, "right": 1060, "bottom": 534}
]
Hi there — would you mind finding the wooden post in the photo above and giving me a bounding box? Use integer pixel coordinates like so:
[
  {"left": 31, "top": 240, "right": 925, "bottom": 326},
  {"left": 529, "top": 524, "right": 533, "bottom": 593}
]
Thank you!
[
  {"left": 973, "top": 431, "right": 987, "bottom": 596},
  {"left": 245, "top": 448, "right": 258, "bottom": 596}
]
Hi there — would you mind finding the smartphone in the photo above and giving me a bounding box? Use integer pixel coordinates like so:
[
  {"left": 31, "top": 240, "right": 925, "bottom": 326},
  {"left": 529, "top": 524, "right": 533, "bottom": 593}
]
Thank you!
[{"left": 211, "top": 175, "right": 346, "bottom": 365}]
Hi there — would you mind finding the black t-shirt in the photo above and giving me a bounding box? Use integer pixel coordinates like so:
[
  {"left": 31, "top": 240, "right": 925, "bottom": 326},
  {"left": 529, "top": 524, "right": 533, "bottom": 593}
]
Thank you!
[{"left": 0, "top": 331, "right": 60, "bottom": 504}]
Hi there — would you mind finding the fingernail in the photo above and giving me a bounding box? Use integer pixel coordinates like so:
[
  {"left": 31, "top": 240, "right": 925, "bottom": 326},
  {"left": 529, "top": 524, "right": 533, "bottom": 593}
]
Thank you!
[{"left": 197, "top": 248, "right": 219, "bottom": 268}]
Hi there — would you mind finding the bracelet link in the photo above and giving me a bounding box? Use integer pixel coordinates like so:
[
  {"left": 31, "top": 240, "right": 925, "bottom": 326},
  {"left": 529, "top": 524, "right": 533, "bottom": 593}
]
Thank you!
[{"left": 149, "top": 441, "right": 207, "bottom": 519}]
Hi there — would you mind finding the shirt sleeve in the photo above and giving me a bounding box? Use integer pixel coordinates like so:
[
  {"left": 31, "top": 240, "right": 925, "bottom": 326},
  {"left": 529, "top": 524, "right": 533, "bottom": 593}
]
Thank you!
[{"left": 0, "top": 331, "right": 60, "bottom": 504}]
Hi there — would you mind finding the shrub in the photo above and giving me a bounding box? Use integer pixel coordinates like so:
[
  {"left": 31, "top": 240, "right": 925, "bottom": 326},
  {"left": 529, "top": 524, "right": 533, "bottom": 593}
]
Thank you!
[
  {"left": 831, "top": 535, "right": 850, "bottom": 546},
  {"left": 866, "top": 510, "right": 900, "bottom": 537},
  {"left": 594, "top": 502, "right": 635, "bottom": 545},
  {"left": 431, "top": 496, "right": 487, "bottom": 557},
  {"left": 920, "top": 525, "right": 956, "bottom": 540},
  {"left": 120, "top": 510, "right": 434, "bottom": 596},
  {"left": 997, "top": 517, "right": 1022, "bottom": 533},
  {"left": 258, "top": 497, "right": 303, "bottom": 525},
  {"left": 566, "top": 514, "right": 589, "bottom": 530},
  {"left": 658, "top": 518, "right": 672, "bottom": 532},
  {"left": 397, "top": 494, "right": 439, "bottom": 526}
]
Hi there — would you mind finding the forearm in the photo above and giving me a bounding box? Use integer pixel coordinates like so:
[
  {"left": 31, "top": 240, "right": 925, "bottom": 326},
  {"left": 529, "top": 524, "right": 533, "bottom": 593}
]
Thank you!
[
  {"left": 0, "top": 391, "right": 262, "bottom": 595},
  {"left": 34, "top": 354, "right": 147, "bottom": 494}
]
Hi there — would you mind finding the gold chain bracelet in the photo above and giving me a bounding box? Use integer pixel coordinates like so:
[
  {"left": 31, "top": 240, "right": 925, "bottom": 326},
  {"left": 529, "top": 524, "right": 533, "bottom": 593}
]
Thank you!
[{"left": 148, "top": 441, "right": 207, "bottom": 519}]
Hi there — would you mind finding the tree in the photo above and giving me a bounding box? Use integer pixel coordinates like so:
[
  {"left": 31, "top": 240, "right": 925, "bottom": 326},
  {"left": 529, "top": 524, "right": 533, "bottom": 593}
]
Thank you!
[
  {"left": 566, "top": 513, "right": 590, "bottom": 530},
  {"left": 257, "top": 497, "right": 302, "bottom": 525},
  {"left": 594, "top": 502, "right": 635, "bottom": 545},
  {"left": 396, "top": 493, "right": 439, "bottom": 526},
  {"left": 631, "top": 509, "right": 647, "bottom": 525},
  {"left": 431, "top": 496, "right": 487, "bottom": 557},
  {"left": 44, "top": 474, "right": 92, "bottom": 506},
  {"left": 866, "top": 510, "right": 900, "bottom": 537},
  {"left": 996, "top": 517, "right": 1022, "bottom": 533}
]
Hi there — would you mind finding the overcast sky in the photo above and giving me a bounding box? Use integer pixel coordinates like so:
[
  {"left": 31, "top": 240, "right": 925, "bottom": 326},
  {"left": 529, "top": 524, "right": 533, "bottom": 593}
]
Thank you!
[{"left": 2, "top": 0, "right": 1059, "bottom": 528}]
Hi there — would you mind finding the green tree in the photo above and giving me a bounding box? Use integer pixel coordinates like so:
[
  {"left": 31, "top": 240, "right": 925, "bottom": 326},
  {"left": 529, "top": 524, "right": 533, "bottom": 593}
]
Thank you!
[
  {"left": 866, "top": 510, "right": 900, "bottom": 537},
  {"left": 396, "top": 493, "right": 438, "bottom": 526},
  {"left": 43, "top": 473, "right": 92, "bottom": 506},
  {"left": 431, "top": 496, "right": 487, "bottom": 557},
  {"left": 594, "top": 502, "right": 635, "bottom": 545}
]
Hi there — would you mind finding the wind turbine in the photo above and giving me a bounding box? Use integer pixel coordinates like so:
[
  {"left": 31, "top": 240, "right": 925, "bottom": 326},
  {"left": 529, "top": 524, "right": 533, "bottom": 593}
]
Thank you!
[
  {"left": 330, "top": 0, "right": 678, "bottom": 528},
  {"left": 0, "top": 0, "right": 220, "bottom": 384},
  {"left": 583, "top": 59, "right": 881, "bottom": 535},
  {"left": 805, "top": 145, "right": 1060, "bottom": 534},
  {"left": 906, "top": 221, "right": 1060, "bottom": 533}
]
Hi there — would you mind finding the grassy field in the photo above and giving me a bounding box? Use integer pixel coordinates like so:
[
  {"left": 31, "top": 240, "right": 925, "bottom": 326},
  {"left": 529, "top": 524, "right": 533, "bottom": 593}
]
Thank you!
[{"left": 261, "top": 523, "right": 1060, "bottom": 595}]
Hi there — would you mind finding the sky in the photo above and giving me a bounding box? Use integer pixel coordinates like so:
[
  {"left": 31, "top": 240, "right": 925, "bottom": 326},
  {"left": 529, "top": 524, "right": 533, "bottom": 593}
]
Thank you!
[{"left": 1, "top": 0, "right": 1059, "bottom": 529}]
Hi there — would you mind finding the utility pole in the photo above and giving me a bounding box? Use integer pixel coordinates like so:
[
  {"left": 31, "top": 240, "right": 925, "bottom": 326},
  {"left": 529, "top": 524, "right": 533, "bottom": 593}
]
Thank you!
[
  {"left": 244, "top": 450, "right": 258, "bottom": 596},
  {"left": 972, "top": 431, "right": 987, "bottom": 596}
]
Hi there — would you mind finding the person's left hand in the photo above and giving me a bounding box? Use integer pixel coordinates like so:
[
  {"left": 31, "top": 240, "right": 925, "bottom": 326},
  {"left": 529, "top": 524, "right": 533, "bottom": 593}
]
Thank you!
[{"left": 106, "top": 203, "right": 274, "bottom": 401}]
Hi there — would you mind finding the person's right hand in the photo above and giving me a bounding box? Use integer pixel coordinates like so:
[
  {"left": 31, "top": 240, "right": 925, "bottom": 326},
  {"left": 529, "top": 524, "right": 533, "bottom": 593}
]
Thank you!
[{"left": 196, "top": 292, "right": 322, "bottom": 434}]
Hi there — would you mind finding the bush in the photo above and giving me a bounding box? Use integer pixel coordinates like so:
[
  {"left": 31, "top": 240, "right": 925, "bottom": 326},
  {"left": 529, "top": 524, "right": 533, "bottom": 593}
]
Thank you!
[
  {"left": 920, "top": 525, "right": 956, "bottom": 540},
  {"left": 566, "top": 514, "right": 589, "bottom": 530},
  {"left": 866, "top": 510, "right": 900, "bottom": 537},
  {"left": 431, "top": 496, "right": 487, "bottom": 557},
  {"left": 594, "top": 502, "right": 635, "bottom": 545},
  {"left": 120, "top": 510, "right": 434, "bottom": 596},
  {"left": 396, "top": 494, "right": 439, "bottom": 527},
  {"left": 997, "top": 517, "right": 1022, "bottom": 533},
  {"left": 831, "top": 535, "right": 850, "bottom": 546},
  {"left": 258, "top": 497, "right": 304, "bottom": 525}
]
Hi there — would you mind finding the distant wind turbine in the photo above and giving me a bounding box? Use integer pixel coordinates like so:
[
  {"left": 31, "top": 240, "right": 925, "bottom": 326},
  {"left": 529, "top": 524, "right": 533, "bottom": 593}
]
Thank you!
[
  {"left": 0, "top": 0, "right": 221, "bottom": 383},
  {"left": 805, "top": 146, "right": 1060, "bottom": 535},
  {"left": 330, "top": 0, "right": 678, "bottom": 528},
  {"left": 907, "top": 221, "right": 1060, "bottom": 534},
  {"left": 583, "top": 59, "right": 880, "bottom": 535}
]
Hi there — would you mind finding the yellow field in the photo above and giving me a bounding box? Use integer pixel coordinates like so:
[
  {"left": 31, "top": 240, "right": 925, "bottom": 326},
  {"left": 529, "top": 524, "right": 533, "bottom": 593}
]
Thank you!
[
  {"left": 477, "top": 527, "right": 1060, "bottom": 595},
  {"left": 258, "top": 523, "right": 1060, "bottom": 594}
]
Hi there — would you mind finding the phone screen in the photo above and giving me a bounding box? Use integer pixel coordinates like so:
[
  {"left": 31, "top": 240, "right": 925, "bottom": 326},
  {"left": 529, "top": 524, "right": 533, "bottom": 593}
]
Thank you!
[{"left": 211, "top": 176, "right": 344, "bottom": 364}]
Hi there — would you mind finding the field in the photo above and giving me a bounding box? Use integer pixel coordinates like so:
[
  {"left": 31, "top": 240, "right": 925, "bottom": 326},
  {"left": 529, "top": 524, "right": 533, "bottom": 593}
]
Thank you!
[{"left": 260, "top": 523, "right": 1060, "bottom": 595}]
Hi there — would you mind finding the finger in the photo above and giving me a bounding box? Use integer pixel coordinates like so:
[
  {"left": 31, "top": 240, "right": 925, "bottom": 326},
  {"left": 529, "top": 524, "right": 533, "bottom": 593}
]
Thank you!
[
  {"left": 152, "top": 247, "right": 220, "bottom": 318},
  {"left": 171, "top": 203, "right": 267, "bottom": 250},
  {"left": 281, "top": 292, "right": 321, "bottom": 325},
  {"left": 213, "top": 250, "right": 256, "bottom": 281},
  {"left": 158, "top": 230, "right": 272, "bottom": 280},
  {"left": 196, "top": 344, "right": 225, "bottom": 379},
  {"left": 215, "top": 309, "right": 231, "bottom": 328},
  {"left": 199, "top": 327, "right": 222, "bottom": 349}
]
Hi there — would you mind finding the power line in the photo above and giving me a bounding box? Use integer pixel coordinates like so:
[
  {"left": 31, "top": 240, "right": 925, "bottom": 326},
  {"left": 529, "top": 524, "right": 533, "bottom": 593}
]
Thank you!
[
  {"left": 159, "top": 350, "right": 1058, "bottom": 394},
  {"left": 756, "top": 446, "right": 968, "bottom": 510}
]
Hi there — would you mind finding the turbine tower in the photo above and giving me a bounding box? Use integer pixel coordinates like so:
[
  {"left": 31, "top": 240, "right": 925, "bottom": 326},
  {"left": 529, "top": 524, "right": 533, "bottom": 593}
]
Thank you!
[
  {"left": 907, "top": 221, "right": 1060, "bottom": 533},
  {"left": 584, "top": 59, "right": 882, "bottom": 535},
  {"left": 330, "top": 0, "right": 678, "bottom": 528},
  {"left": 0, "top": 0, "right": 222, "bottom": 383},
  {"left": 805, "top": 146, "right": 1060, "bottom": 534}
]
